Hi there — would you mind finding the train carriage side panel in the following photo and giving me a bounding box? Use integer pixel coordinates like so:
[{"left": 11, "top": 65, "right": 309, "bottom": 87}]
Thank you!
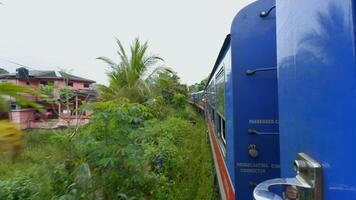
[
  {"left": 230, "top": 0, "right": 280, "bottom": 199},
  {"left": 205, "top": 37, "right": 235, "bottom": 199},
  {"left": 274, "top": 0, "right": 356, "bottom": 199}
]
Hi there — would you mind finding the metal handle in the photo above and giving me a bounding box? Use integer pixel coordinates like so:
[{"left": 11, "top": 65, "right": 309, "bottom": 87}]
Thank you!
[
  {"left": 254, "top": 177, "right": 311, "bottom": 200},
  {"left": 246, "top": 67, "right": 277, "bottom": 76},
  {"left": 253, "top": 153, "right": 323, "bottom": 200},
  {"left": 247, "top": 129, "right": 279, "bottom": 135}
]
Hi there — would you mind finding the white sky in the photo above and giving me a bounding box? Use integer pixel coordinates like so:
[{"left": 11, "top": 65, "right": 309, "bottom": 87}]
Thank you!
[{"left": 0, "top": 0, "right": 254, "bottom": 85}]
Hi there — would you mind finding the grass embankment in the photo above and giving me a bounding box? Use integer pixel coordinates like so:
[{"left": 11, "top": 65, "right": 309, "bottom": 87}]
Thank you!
[{"left": 0, "top": 105, "right": 216, "bottom": 200}]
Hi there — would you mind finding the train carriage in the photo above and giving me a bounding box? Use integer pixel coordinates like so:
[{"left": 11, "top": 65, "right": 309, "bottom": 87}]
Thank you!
[
  {"left": 203, "top": 0, "right": 280, "bottom": 199},
  {"left": 190, "top": 91, "right": 205, "bottom": 111},
  {"left": 254, "top": 0, "right": 356, "bottom": 200},
  {"left": 191, "top": 0, "right": 356, "bottom": 199}
]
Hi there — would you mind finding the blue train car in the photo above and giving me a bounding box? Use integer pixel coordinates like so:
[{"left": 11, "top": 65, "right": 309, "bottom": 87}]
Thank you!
[
  {"left": 190, "top": 91, "right": 205, "bottom": 110},
  {"left": 254, "top": 1, "right": 356, "bottom": 200},
  {"left": 204, "top": 0, "right": 280, "bottom": 199}
]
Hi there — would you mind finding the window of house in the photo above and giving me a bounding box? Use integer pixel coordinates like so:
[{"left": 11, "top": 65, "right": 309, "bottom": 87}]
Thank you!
[
  {"left": 68, "top": 82, "right": 74, "bottom": 87},
  {"left": 26, "top": 81, "right": 30, "bottom": 85},
  {"left": 40, "top": 81, "right": 48, "bottom": 86},
  {"left": 84, "top": 83, "right": 90, "bottom": 88},
  {"left": 10, "top": 102, "right": 18, "bottom": 110},
  {"left": 63, "top": 109, "right": 71, "bottom": 114}
]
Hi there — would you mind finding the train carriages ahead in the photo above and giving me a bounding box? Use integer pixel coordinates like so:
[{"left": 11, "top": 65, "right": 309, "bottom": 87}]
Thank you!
[
  {"left": 189, "top": 91, "right": 205, "bottom": 110},
  {"left": 204, "top": 0, "right": 280, "bottom": 199}
]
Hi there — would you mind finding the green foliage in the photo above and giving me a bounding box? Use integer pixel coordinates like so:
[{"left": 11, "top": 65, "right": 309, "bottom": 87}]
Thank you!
[
  {"left": 40, "top": 83, "right": 75, "bottom": 107},
  {"left": 0, "top": 57, "right": 215, "bottom": 199},
  {"left": 0, "top": 82, "right": 42, "bottom": 112},
  {"left": 97, "top": 38, "right": 169, "bottom": 103},
  {"left": 139, "top": 110, "right": 215, "bottom": 199},
  {"left": 145, "top": 96, "right": 170, "bottom": 119},
  {"left": 0, "top": 130, "right": 71, "bottom": 200},
  {"left": 172, "top": 93, "right": 186, "bottom": 109},
  {"left": 188, "top": 78, "right": 208, "bottom": 93},
  {"left": 150, "top": 71, "right": 188, "bottom": 104},
  {"left": 0, "top": 68, "right": 9, "bottom": 74},
  {"left": 0, "top": 101, "right": 215, "bottom": 200},
  {"left": 39, "top": 83, "right": 56, "bottom": 103},
  {"left": 0, "top": 176, "right": 40, "bottom": 200},
  {"left": 74, "top": 100, "right": 155, "bottom": 199}
]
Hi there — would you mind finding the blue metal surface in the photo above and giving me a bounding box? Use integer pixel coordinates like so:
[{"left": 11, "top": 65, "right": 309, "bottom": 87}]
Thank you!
[
  {"left": 228, "top": 0, "right": 280, "bottom": 199},
  {"left": 277, "top": 0, "right": 356, "bottom": 199}
]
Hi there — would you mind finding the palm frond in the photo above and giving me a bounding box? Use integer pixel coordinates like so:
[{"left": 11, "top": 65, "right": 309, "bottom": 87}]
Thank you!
[
  {"left": 98, "top": 38, "right": 167, "bottom": 102},
  {"left": 97, "top": 56, "right": 118, "bottom": 70},
  {"left": 0, "top": 83, "right": 42, "bottom": 110}
]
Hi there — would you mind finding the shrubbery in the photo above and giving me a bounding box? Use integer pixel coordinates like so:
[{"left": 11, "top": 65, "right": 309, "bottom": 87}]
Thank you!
[{"left": 0, "top": 99, "right": 215, "bottom": 200}]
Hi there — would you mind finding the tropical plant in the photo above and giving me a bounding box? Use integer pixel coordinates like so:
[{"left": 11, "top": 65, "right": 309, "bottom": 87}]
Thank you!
[
  {"left": 0, "top": 82, "right": 41, "bottom": 112},
  {"left": 150, "top": 70, "right": 188, "bottom": 104},
  {"left": 0, "top": 82, "right": 42, "bottom": 161},
  {"left": 97, "top": 38, "right": 169, "bottom": 103}
]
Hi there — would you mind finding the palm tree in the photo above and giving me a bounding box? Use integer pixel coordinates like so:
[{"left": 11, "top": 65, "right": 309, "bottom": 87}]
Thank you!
[{"left": 97, "top": 38, "right": 169, "bottom": 103}]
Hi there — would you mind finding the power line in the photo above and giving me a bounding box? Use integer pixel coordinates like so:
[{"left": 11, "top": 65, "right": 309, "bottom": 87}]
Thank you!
[{"left": 0, "top": 58, "right": 37, "bottom": 70}]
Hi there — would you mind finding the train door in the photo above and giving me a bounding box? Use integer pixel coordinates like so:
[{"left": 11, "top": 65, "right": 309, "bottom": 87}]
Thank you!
[
  {"left": 254, "top": 1, "right": 356, "bottom": 199},
  {"left": 229, "top": 0, "right": 280, "bottom": 199}
]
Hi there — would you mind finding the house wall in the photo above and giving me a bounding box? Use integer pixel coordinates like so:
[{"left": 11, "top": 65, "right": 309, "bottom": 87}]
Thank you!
[
  {"left": 55, "top": 80, "right": 93, "bottom": 90},
  {"left": 1, "top": 76, "right": 95, "bottom": 129},
  {"left": 9, "top": 109, "right": 35, "bottom": 129}
]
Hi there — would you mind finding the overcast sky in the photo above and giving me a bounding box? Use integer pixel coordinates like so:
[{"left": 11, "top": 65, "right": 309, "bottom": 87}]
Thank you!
[{"left": 0, "top": 0, "right": 254, "bottom": 85}]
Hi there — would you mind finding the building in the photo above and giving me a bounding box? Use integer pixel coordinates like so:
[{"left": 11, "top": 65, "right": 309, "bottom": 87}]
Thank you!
[{"left": 0, "top": 68, "right": 97, "bottom": 129}]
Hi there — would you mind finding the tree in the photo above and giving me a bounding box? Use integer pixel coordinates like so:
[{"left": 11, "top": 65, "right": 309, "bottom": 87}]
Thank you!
[
  {"left": 0, "top": 68, "right": 9, "bottom": 75},
  {"left": 188, "top": 78, "right": 207, "bottom": 93},
  {"left": 97, "top": 38, "right": 169, "bottom": 103},
  {"left": 150, "top": 70, "right": 188, "bottom": 104}
]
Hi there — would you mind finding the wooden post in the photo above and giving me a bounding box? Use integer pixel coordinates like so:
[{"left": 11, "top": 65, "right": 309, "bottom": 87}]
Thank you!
[
  {"left": 58, "top": 103, "right": 61, "bottom": 119},
  {"left": 75, "top": 96, "right": 78, "bottom": 122}
]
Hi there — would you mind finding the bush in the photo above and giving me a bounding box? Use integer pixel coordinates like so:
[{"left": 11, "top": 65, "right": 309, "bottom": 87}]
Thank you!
[
  {"left": 0, "top": 99, "right": 215, "bottom": 200},
  {"left": 139, "top": 114, "right": 215, "bottom": 199},
  {"left": 172, "top": 93, "right": 186, "bottom": 109},
  {"left": 0, "top": 176, "right": 40, "bottom": 200},
  {"left": 145, "top": 96, "right": 171, "bottom": 119}
]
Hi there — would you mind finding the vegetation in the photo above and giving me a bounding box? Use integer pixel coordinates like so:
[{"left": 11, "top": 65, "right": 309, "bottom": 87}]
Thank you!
[
  {"left": 0, "top": 82, "right": 42, "bottom": 162},
  {"left": 0, "top": 102, "right": 215, "bottom": 199},
  {"left": 97, "top": 38, "right": 170, "bottom": 103},
  {"left": 0, "top": 38, "right": 216, "bottom": 199},
  {"left": 0, "top": 68, "right": 9, "bottom": 74},
  {"left": 0, "top": 82, "right": 41, "bottom": 112},
  {"left": 188, "top": 78, "right": 207, "bottom": 93}
]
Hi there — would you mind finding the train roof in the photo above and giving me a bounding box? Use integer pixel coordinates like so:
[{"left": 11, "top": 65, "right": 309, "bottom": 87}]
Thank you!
[
  {"left": 190, "top": 90, "right": 204, "bottom": 95},
  {"left": 205, "top": 34, "right": 231, "bottom": 90}
]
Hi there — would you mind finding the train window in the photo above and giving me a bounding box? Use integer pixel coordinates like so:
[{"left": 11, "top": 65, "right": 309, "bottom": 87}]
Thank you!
[
  {"left": 215, "top": 67, "right": 225, "bottom": 117},
  {"left": 211, "top": 109, "right": 215, "bottom": 122},
  {"left": 217, "top": 114, "right": 221, "bottom": 137},
  {"left": 217, "top": 114, "right": 226, "bottom": 145},
  {"left": 221, "top": 117, "right": 226, "bottom": 144}
]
